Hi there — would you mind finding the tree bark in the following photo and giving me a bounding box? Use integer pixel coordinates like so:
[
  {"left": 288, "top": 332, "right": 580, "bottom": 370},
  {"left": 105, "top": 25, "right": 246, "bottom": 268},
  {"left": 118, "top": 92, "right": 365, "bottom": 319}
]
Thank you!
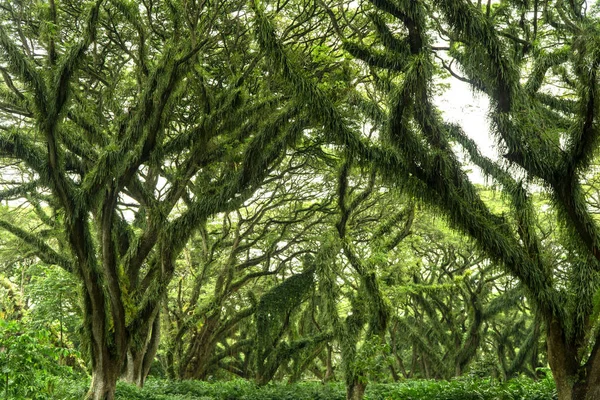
[
  {"left": 81, "top": 258, "right": 127, "bottom": 400},
  {"left": 547, "top": 318, "right": 600, "bottom": 400},
  {"left": 324, "top": 344, "right": 335, "bottom": 382},
  {"left": 551, "top": 366, "right": 600, "bottom": 400},
  {"left": 87, "top": 349, "right": 120, "bottom": 400},
  {"left": 182, "top": 315, "right": 220, "bottom": 379},
  {"left": 123, "top": 312, "right": 161, "bottom": 387},
  {"left": 346, "top": 379, "right": 366, "bottom": 400}
]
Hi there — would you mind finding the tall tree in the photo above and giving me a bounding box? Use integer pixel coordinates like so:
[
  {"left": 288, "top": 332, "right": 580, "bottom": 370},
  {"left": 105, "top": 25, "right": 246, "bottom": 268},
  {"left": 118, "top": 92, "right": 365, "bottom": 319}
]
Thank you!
[
  {"left": 162, "top": 152, "right": 334, "bottom": 381},
  {"left": 0, "top": 0, "right": 309, "bottom": 398}
]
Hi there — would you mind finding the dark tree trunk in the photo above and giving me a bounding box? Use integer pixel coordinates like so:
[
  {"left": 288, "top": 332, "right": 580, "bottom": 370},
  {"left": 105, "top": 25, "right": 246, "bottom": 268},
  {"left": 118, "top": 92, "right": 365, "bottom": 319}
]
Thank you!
[
  {"left": 389, "top": 365, "right": 400, "bottom": 382},
  {"left": 547, "top": 319, "right": 600, "bottom": 400},
  {"left": 552, "top": 367, "right": 600, "bottom": 400},
  {"left": 346, "top": 378, "right": 366, "bottom": 400},
  {"left": 81, "top": 258, "right": 127, "bottom": 400},
  {"left": 530, "top": 315, "right": 542, "bottom": 378},
  {"left": 182, "top": 315, "right": 220, "bottom": 379},
  {"left": 325, "top": 344, "right": 335, "bottom": 382}
]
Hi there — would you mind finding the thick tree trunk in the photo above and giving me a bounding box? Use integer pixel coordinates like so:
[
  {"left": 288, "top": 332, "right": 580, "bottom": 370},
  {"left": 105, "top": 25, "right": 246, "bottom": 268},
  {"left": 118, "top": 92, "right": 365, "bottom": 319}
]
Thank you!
[
  {"left": 552, "top": 371, "right": 600, "bottom": 400},
  {"left": 85, "top": 314, "right": 125, "bottom": 400},
  {"left": 87, "top": 352, "right": 120, "bottom": 400},
  {"left": 123, "top": 313, "right": 161, "bottom": 387},
  {"left": 547, "top": 319, "right": 600, "bottom": 400},
  {"left": 82, "top": 268, "right": 126, "bottom": 400},
  {"left": 346, "top": 379, "right": 366, "bottom": 400}
]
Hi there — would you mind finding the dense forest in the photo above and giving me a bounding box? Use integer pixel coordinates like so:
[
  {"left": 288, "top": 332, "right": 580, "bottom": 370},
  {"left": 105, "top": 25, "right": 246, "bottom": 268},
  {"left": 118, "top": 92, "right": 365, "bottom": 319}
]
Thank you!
[{"left": 0, "top": 0, "right": 599, "bottom": 399}]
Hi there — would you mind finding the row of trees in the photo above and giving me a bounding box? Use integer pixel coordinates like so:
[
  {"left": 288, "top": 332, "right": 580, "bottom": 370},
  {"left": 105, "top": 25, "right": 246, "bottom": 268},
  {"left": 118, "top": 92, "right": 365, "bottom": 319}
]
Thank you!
[
  {"left": 1, "top": 0, "right": 600, "bottom": 400},
  {"left": 1, "top": 164, "right": 544, "bottom": 398}
]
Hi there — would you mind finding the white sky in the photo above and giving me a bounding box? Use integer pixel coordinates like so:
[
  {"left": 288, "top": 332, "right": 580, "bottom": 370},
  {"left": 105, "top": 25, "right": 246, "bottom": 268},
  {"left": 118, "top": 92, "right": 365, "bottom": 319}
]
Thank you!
[
  {"left": 436, "top": 80, "right": 493, "bottom": 155},
  {"left": 435, "top": 79, "right": 495, "bottom": 183}
]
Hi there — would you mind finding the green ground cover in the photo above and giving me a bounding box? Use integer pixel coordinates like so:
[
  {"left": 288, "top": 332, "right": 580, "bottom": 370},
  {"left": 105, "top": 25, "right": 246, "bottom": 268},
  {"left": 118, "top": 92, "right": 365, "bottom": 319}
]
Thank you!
[{"left": 44, "top": 377, "right": 557, "bottom": 400}]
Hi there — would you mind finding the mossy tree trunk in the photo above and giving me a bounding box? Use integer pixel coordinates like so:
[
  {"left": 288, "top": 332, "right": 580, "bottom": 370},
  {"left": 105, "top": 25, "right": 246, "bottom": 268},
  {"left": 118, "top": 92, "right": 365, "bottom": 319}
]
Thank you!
[
  {"left": 86, "top": 287, "right": 123, "bottom": 400},
  {"left": 547, "top": 319, "right": 600, "bottom": 400},
  {"left": 123, "top": 312, "right": 160, "bottom": 387},
  {"left": 346, "top": 379, "right": 366, "bottom": 400}
]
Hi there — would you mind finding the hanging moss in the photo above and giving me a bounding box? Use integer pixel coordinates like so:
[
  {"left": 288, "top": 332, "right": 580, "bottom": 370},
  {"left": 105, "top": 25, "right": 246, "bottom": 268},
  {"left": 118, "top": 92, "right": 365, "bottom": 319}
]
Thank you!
[{"left": 255, "top": 260, "right": 316, "bottom": 377}]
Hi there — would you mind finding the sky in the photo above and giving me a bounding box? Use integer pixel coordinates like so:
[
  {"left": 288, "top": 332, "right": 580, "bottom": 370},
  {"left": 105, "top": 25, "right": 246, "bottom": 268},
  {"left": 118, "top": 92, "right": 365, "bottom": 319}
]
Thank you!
[
  {"left": 435, "top": 79, "right": 495, "bottom": 183},
  {"left": 436, "top": 80, "right": 492, "bottom": 153}
]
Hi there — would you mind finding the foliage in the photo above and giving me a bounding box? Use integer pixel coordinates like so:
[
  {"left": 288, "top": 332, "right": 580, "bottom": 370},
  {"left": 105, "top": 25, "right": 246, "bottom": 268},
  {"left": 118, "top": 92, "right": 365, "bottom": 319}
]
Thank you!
[
  {"left": 1, "top": 0, "right": 599, "bottom": 398},
  {"left": 47, "top": 377, "right": 557, "bottom": 400},
  {"left": 0, "top": 0, "right": 314, "bottom": 395},
  {"left": 253, "top": 0, "right": 600, "bottom": 397},
  {"left": 0, "top": 319, "right": 80, "bottom": 400},
  {"left": 367, "top": 377, "right": 557, "bottom": 400}
]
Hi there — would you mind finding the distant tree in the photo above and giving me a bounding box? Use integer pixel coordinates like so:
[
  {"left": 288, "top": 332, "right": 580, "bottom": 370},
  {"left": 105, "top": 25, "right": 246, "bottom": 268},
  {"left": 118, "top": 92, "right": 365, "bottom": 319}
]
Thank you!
[
  {"left": 162, "top": 152, "right": 335, "bottom": 381},
  {"left": 387, "top": 213, "right": 541, "bottom": 380},
  {"left": 328, "top": 161, "right": 412, "bottom": 400}
]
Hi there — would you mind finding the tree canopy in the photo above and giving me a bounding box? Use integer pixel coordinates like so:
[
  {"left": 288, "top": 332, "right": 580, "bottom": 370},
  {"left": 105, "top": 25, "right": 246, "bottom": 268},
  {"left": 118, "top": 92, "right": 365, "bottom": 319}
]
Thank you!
[{"left": 1, "top": 1, "right": 600, "bottom": 400}]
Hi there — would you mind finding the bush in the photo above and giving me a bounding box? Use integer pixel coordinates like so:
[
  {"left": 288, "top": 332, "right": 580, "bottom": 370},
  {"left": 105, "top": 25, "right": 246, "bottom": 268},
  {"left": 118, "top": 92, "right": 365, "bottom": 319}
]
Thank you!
[
  {"left": 0, "top": 320, "right": 80, "bottom": 399},
  {"left": 365, "top": 377, "right": 557, "bottom": 400}
]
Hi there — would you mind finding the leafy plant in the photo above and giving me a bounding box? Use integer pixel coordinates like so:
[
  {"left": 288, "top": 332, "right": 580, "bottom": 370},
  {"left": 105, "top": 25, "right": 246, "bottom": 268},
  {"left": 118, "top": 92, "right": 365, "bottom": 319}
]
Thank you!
[
  {"left": 0, "top": 319, "right": 78, "bottom": 399},
  {"left": 45, "top": 378, "right": 557, "bottom": 400}
]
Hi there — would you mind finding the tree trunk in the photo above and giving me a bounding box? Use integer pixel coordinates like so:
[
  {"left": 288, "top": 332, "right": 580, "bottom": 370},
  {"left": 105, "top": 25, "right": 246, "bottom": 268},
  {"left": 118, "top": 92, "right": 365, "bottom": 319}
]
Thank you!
[
  {"left": 87, "top": 351, "right": 120, "bottom": 400},
  {"left": 389, "top": 365, "right": 400, "bottom": 382},
  {"left": 422, "top": 355, "right": 430, "bottom": 379},
  {"left": 325, "top": 344, "right": 335, "bottom": 382},
  {"left": 182, "top": 315, "right": 220, "bottom": 379},
  {"left": 547, "top": 319, "right": 600, "bottom": 400},
  {"left": 124, "top": 351, "right": 144, "bottom": 387},
  {"left": 85, "top": 315, "right": 124, "bottom": 400},
  {"left": 530, "top": 315, "right": 542, "bottom": 379},
  {"left": 552, "top": 369, "right": 600, "bottom": 400},
  {"left": 82, "top": 265, "right": 127, "bottom": 400},
  {"left": 346, "top": 379, "right": 366, "bottom": 400},
  {"left": 123, "top": 313, "right": 161, "bottom": 387}
]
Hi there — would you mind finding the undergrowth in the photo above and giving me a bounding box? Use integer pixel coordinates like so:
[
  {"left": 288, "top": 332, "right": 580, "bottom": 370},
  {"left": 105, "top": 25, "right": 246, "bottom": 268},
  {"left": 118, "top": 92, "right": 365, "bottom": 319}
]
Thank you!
[{"left": 48, "top": 376, "right": 557, "bottom": 400}]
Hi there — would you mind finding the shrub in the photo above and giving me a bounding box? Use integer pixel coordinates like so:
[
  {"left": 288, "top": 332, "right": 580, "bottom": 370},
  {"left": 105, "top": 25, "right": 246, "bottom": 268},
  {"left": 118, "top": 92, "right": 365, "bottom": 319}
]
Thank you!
[
  {"left": 0, "top": 320, "right": 80, "bottom": 399},
  {"left": 365, "top": 377, "right": 557, "bottom": 400},
  {"left": 47, "top": 376, "right": 558, "bottom": 400}
]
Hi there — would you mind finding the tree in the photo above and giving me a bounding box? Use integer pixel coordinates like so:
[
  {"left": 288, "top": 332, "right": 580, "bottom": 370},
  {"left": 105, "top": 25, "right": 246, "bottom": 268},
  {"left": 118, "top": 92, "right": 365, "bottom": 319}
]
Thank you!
[
  {"left": 386, "top": 213, "right": 541, "bottom": 380},
  {"left": 0, "top": 0, "right": 310, "bottom": 398},
  {"left": 330, "top": 162, "right": 411, "bottom": 400},
  {"left": 255, "top": 0, "right": 600, "bottom": 399},
  {"left": 162, "top": 152, "right": 334, "bottom": 381}
]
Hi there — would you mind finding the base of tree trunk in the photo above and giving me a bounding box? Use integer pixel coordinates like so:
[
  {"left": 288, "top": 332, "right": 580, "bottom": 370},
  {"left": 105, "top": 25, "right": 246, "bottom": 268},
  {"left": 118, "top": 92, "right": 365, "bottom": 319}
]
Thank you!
[
  {"left": 347, "top": 381, "right": 366, "bottom": 400},
  {"left": 87, "top": 370, "right": 118, "bottom": 400},
  {"left": 123, "top": 351, "right": 145, "bottom": 387},
  {"left": 555, "top": 382, "right": 600, "bottom": 400}
]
